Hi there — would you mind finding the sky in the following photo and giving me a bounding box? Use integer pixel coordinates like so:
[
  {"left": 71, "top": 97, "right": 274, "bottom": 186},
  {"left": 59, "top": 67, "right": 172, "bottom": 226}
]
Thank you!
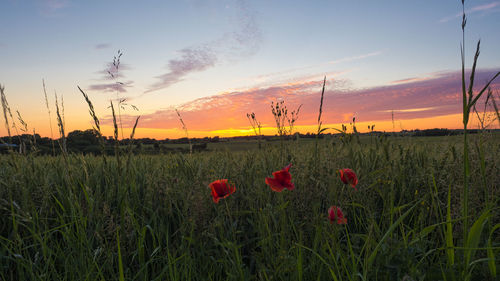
[{"left": 0, "top": 0, "right": 499, "bottom": 139}]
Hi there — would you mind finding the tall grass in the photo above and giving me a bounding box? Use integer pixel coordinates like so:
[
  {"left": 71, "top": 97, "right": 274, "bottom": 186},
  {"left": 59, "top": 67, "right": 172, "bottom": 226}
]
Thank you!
[
  {"left": 176, "top": 109, "right": 192, "bottom": 154},
  {"left": 315, "top": 76, "right": 327, "bottom": 162},
  {"left": 246, "top": 112, "right": 262, "bottom": 149},
  {"left": 54, "top": 92, "right": 66, "bottom": 155},
  {"left": 0, "top": 2, "right": 499, "bottom": 280},
  {"left": 459, "top": 0, "right": 500, "bottom": 237},
  {"left": 0, "top": 134, "right": 498, "bottom": 280},
  {"left": 42, "top": 80, "right": 56, "bottom": 155},
  {"left": 0, "top": 84, "right": 12, "bottom": 140},
  {"left": 458, "top": 3, "right": 500, "bottom": 279}
]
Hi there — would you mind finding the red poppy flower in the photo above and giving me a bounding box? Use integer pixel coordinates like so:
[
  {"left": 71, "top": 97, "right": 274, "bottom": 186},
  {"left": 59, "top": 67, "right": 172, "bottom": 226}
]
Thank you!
[
  {"left": 265, "top": 163, "right": 295, "bottom": 192},
  {"left": 209, "top": 179, "right": 236, "bottom": 203},
  {"left": 328, "top": 206, "right": 347, "bottom": 224},
  {"left": 339, "top": 168, "right": 358, "bottom": 190}
]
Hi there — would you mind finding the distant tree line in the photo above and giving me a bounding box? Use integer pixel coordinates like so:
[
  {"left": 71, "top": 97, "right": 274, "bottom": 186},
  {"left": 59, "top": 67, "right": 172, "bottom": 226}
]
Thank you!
[
  {"left": 401, "top": 128, "right": 484, "bottom": 137},
  {"left": 0, "top": 128, "right": 496, "bottom": 155},
  {"left": 0, "top": 129, "right": 218, "bottom": 155}
]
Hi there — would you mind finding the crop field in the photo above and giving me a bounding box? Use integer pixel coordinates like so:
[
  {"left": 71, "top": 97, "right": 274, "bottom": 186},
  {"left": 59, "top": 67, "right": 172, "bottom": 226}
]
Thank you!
[
  {"left": 1, "top": 1, "right": 500, "bottom": 280},
  {"left": 0, "top": 132, "right": 499, "bottom": 280}
]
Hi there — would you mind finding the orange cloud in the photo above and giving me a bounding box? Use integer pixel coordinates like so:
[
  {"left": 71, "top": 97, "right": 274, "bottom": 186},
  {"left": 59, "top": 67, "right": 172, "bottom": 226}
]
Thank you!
[
  {"left": 8, "top": 69, "right": 495, "bottom": 139},
  {"left": 390, "top": 76, "right": 434, "bottom": 84},
  {"left": 110, "top": 112, "right": 493, "bottom": 139},
  {"left": 104, "top": 69, "right": 499, "bottom": 139}
]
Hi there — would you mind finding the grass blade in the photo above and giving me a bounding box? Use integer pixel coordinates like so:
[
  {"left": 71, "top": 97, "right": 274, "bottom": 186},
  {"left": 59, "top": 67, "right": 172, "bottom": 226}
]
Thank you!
[
  {"left": 366, "top": 198, "right": 421, "bottom": 270},
  {"left": 117, "top": 230, "right": 125, "bottom": 281},
  {"left": 487, "top": 223, "right": 500, "bottom": 278},
  {"left": 464, "top": 208, "right": 490, "bottom": 275},
  {"left": 295, "top": 243, "right": 339, "bottom": 281},
  {"left": 446, "top": 183, "right": 454, "bottom": 266}
]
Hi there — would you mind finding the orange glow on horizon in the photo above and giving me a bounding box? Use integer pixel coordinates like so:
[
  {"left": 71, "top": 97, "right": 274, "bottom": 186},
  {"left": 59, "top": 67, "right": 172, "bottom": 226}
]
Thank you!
[
  {"left": 94, "top": 112, "right": 498, "bottom": 139},
  {"left": 2, "top": 68, "right": 498, "bottom": 141},
  {"left": 1, "top": 112, "right": 497, "bottom": 140}
]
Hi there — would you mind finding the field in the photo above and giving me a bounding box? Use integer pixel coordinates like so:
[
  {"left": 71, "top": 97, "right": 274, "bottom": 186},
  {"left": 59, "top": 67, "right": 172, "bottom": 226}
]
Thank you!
[
  {"left": 0, "top": 133, "right": 499, "bottom": 280},
  {"left": 1, "top": 1, "right": 500, "bottom": 279}
]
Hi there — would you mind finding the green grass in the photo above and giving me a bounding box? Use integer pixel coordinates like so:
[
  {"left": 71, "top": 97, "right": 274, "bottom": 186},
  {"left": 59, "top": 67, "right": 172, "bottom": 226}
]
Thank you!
[
  {"left": 1, "top": 2, "right": 499, "bottom": 279},
  {"left": 155, "top": 134, "right": 468, "bottom": 153},
  {"left": 0, "top": 134, "right": 498, "bottom": 280}
]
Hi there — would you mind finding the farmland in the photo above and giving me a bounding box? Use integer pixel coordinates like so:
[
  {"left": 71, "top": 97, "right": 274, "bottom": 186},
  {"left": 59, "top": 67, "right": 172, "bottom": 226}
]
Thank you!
[
  {"left": 1, "top": 0, "right": 500, "bottom": 279},
  {"left": 0, "top": 132, "right": 499, "bottom": 280}
]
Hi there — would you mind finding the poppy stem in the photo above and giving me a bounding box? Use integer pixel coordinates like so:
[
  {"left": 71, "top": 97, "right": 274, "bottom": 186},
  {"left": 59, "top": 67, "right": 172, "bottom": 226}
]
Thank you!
[{"left": 224, "top": 200, "right": 232, "bottom": 221}]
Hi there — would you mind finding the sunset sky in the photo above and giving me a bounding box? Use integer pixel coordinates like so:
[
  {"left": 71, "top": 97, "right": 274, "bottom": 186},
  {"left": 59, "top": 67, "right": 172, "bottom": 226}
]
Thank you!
[{"left": 1, "top": 0, "right": 499, "bottom": 139}]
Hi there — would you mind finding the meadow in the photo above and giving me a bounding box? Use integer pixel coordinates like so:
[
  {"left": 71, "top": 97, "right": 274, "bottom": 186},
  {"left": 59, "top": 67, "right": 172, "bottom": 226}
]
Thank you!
[
  {"left": 1, "top": 1, "right": 500, "bottom": 280},
  {"left": 0, "top": 131, "right": 499, "bottom": 280}
]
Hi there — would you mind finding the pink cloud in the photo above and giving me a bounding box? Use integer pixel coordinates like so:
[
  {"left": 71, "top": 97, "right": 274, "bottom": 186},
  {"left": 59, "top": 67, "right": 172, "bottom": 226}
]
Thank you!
[
  {"left": 390, "top": 76, "right": 434, "bottom": 84},
  {"left": 104, "top": 69, "right": 500, "bottom": 132}
]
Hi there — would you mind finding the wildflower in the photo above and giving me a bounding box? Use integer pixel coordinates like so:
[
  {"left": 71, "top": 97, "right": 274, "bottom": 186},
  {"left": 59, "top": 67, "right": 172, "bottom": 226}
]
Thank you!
[
  {"left": 339, "top": 168, "right": 358, "bottom": 190},
  {"left": 209, "top": 179, "right": 236, "bottom": 203},
  {"left": 328, "top": 206, "right": 347, "bottom": 224},
  {"left": 265, "top": 163, "right": 295, "bottom": 192}
]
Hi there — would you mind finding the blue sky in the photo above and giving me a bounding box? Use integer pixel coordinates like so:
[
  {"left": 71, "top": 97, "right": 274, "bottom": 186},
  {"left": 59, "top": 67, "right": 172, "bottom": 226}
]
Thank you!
[{"left": 0, "top": 0, "right": 499, "bottom": 138}]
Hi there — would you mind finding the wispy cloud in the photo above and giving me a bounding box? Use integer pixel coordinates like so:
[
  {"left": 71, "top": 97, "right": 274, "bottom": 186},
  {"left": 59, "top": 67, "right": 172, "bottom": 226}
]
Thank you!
[
  {"left": 87, "top": 52, "right": 134, "bottom": 94},
  {"left": 108, "top": 68, "right": 500, "bottom": 133},
  {"left": 145, "top": 0, "right": 262, "bottom": 93},
  {"left": 88, "top": 81, "right": 133, "bottom": 93},
  {"left": 328, "top": 51, "right": 382, "bottom": 65},
  {"left": 379, "top": 107, "right": 438, "bottom": 113},
  {"left": 45, "top": 0, "right": 68, "bottom": 10},
  {"left": 40, "top": 0, "right": 68, "bottom": 16},
  {"left": 146, "top": 46, "right": 217, "bottom": 93},
  {"left": 242, "top": 51, "right": 381, "bottom": 87},
  {"left": 97, "top": 61, "right": 131, "bottom": 80},
  {"left": 470, "top": 2, "right": 500, "bottom": 12},
  {"left": 95, "top": 43, "right": 111, "bottom": 50},
  {"left": 390, "top": 75, "right": 436, "bottom": 84},
  {"left": 439, "top": 1, "right": 500, "bottom": 23}
]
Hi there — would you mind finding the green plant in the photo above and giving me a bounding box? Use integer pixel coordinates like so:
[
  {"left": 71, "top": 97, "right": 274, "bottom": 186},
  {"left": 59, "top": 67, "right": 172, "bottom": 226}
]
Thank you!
[
  {"left": 270, "top": 99, "right": 302, "bottom": 138},
  {"left": 459, "top": 0, "right": 500, "bottom": 237},
  {"left": 175, "top": 109, "right": 192, "bottom": 154},
  {"left": 246, "top": 112, "right": 262, "bottom": 149}
]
